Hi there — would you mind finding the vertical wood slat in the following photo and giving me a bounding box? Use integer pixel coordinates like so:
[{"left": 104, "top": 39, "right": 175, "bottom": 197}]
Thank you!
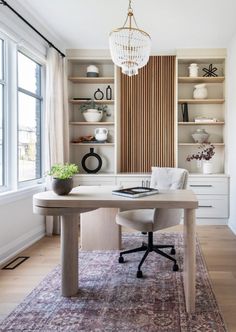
[{"left": 120, "top": 56, "right": 176, "bottom": 173}]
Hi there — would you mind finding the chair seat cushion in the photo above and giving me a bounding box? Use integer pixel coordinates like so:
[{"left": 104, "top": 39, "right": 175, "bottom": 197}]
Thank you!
[{"left": 116, "top": 209, "right": 155, "bottom": 232}]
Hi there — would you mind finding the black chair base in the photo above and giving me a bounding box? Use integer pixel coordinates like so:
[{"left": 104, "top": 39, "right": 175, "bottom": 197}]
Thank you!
[{"left": 119, "top": 232, "right": 179, "bottom": 277}]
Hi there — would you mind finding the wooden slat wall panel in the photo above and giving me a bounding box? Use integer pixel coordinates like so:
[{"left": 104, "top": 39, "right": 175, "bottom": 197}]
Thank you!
[{"left": 120, "top": 56, "right": 176, "bottom": 173}]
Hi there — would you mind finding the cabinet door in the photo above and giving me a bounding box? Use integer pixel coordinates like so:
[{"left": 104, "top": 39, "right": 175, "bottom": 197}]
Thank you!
[
  {"left": 196, "top": 195, "right": 228, "bottom": 218},
  {"left": 116, "top": 176, "right": 151, "bottom": 188},
  {"left": 73, "top": 176, "right": 116, "bottom": 187},
  {"left": 188, "top": 177, "right": 228, "bottom": 195}
]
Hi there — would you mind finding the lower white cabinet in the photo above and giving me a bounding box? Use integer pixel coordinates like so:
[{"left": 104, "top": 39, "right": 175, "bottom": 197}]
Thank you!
[
  {"left": 74, "top": 173, "right": 229, "bottom": 225},
  {"left": 188, "top": 175, "right": 229, "bottom": 224}
]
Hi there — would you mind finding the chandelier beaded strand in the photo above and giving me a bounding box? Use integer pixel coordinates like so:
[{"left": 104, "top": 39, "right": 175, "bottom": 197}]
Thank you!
[{"left": 109, "top": 0, "right": 151, "bottom": 77}]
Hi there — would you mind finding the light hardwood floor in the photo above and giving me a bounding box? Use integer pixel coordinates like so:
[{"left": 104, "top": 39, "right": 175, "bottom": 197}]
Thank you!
[{"left": 0, "top": 225, "right": 236, "bottom": 331}]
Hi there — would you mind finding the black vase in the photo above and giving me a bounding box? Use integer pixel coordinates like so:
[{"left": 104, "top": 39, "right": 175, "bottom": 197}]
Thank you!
[
  {"left": 52, "top": 178, "right": 73, "bottom": 195},
  {"left": 181, "top": 103, "right": 189, "bottom": 122}
]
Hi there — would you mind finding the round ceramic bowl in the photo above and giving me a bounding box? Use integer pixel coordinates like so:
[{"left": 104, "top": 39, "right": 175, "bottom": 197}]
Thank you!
[{"left": 83, "top": 110, "right": 103, "bottom": 122}]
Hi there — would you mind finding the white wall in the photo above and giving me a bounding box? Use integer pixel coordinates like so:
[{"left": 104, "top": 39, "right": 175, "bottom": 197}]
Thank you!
[
  {"left": 0, "top": 190, "right": 45, "bottom": 265},
  {"left": 227, "top": 34, "right": 236, "bottom": 234}
]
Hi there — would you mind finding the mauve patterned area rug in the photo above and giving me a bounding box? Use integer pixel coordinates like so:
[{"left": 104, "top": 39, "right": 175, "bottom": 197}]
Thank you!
[{"left": 0, "top": 233, "right": 227, "bottom": 332}]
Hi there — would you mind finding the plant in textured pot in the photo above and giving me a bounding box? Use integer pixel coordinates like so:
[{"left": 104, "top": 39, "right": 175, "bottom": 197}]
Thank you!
[
  {"left": 80, "top": 100, "right": 108, "bottom": 122},
  {"left": 47, "top": 163, "right": 79, "bottom": 195},
  {"left": 186, "top": 143, "right": 215, "bottom": 174}
]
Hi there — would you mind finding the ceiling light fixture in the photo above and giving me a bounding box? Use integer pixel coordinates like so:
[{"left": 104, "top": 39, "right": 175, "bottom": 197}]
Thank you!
[{"left": 109, "top": 0, "right": 151, "bottom": 77}]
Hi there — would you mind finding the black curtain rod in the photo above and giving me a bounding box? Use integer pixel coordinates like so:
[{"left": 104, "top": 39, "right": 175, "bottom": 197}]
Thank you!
[{"left": 0, "top": 0, "right": 65, "bottom": 57}]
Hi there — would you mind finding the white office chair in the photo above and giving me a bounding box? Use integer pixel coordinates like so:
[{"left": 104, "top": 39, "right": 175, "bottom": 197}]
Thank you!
[{"left": 116, "top": 167, "right": 189, "bottom": 278}]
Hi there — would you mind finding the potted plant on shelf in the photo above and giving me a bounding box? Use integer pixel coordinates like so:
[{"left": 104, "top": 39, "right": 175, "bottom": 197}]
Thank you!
[
  {"left": 47, "top": 163, "right": 79, "bottom": 195},
  {"left": 80, "top": 100, "right": 108, "bottom": 122},
  {"left": 186, "top": 143, "right": 215, "bottom": 174}
]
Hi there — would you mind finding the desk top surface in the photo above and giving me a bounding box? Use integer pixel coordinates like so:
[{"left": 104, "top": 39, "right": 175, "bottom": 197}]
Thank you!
[{"left": 33, "top": 186, "right": 198, "bottom": 213}]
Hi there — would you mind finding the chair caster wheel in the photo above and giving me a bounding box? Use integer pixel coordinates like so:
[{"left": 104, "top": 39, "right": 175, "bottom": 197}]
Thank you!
[
  {"left": 118, "top": 256, "right": 124, "bottom": 263},
  {"left": 170, "top": 248, "right": 176, "bottom": 255},
  {"left": 173, "top": 263, "right": 179, "bottom": 272},
  {"left": 136, "top": 270, "right": 143, "bottom": 278}
]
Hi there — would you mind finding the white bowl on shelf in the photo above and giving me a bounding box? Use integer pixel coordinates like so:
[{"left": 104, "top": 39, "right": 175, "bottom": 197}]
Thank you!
[{"left": 83, "top": 109, "right": 103, "bottom": 122}]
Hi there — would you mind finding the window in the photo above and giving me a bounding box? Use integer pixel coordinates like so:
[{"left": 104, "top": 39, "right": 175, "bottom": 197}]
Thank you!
[
  {"left": 0, "top": 39, "right": 4, "bottom": 187},
  {"left": 17, "top": 52, "right": 42, "bottom": 183},
  {"left": 0, "top": 32, "right": 44, "bottom": 193}
]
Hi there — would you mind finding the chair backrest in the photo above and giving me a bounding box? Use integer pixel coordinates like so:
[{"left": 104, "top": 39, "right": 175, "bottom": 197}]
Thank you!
[
  {"left": 150, "top": 167, "right": 188, "bottom": 190},
  {"left": 150, "top": 167, "right": 189, "bottom": 231}
]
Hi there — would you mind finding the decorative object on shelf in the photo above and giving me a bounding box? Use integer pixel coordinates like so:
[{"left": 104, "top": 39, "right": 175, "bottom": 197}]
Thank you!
[
  {"left": 86, "top": 65, "right": 99, "bottom": 77},
  {"left": 71, "top": 135, "right": 95, "bottom": 143},
  {"left": 194, "top": 116, "right": 217, "bottom": 123},
  {"left": 186, "top": 143, "right": 215, "bottom": 174},
  {"left": 188, "top": 63, "right": 199, "bottom": 77},
  {"left": 193, "top": 83, "right": 208, "bottom": 99},
  {"left": 181, "top": 103, "right": 189, "bottom": 122},
  {"left": 80, "top": 100, "right": 108, "bottom": 122},
  {"left": 106, "top": 85, "right": 112, "bottom": 100},
  {"left": 192, "top": 129, "right": 209, "bottom": 143},
  {"left": 202, "top": 64, "right": 218, "bottom": 77},
  {"left": 47, "top": 163, "right": 79, "bottom": 195},
  {"left": 81, "top": 148, "right": 102, "bottom": 173},
  {"left": 73, "top": 97, "right": 91, "bottom": 101},
  {"left": 94, "top": 88, "right": 104, "bottom": 100},
  {"left": 95, "top": 128, "right": 108, "bottom": 142},
  {"left": 109, "top": 0, "right": 151, "bottom": 77}
]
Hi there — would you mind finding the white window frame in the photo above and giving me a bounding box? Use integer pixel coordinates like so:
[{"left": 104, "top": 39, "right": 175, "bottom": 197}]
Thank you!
[
  {"left": 0, "top": 31, "right": 45, "bottom": 194},
  {"left": 17, "top": 50, "right": 44, "bottom": 188}
]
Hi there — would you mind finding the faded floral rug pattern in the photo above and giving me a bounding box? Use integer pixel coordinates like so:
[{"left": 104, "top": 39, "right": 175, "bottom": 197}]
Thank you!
[{"left": 0, "top": 233, "right": 227, "bottom": 332}]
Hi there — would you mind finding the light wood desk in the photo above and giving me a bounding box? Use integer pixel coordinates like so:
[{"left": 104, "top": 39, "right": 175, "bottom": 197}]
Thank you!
[{"left": 33, "top": 186, "right": 198, "bottom": 313}]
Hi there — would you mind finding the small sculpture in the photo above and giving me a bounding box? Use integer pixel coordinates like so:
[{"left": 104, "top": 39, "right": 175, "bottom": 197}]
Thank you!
[{"left": 202, "top": 64, "right": 218, "bottom": 77}]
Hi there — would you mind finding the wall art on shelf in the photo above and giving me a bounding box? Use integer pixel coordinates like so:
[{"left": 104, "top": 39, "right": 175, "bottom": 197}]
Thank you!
[
  {"left": 202, "top": 64, "right": 218, "bottom": 77},
  {"left": 94, "top": 88, "right": 104, "bottom": 100},
  {"left": 81, "top": 148, "right": 102, "bottom": 173}
]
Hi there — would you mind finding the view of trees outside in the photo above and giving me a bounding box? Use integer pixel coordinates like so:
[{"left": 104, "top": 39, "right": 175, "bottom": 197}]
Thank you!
[{"left": 18, "top": 52, "right": 41, "bottom": 182}]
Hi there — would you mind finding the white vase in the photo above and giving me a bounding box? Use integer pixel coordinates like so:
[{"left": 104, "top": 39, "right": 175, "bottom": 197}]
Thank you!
[
  {"left": 189, "top": 63, "right": 199, "bottom": 77},
  {"left": 83, "top": 109, "right": 103, "bottom": 122},
  {"left": 202, "top": 161, "right": 213, "bottom": 174},
  {"left": 193, "top": 83, "right": 208, "bottom": 99}
]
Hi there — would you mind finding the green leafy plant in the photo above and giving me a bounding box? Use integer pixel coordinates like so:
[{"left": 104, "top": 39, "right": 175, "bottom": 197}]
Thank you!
[
  {"left": 47, "top": 163, "right": 79, "bottom": 179},
  {"left": 79, "top": 100, "right": 108, "bottom": 113}
]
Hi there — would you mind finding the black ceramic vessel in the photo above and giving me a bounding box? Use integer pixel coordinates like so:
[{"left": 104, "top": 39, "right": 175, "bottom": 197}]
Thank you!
[{"left": 52, "top": 178, "right": 73, "bottom": 195}]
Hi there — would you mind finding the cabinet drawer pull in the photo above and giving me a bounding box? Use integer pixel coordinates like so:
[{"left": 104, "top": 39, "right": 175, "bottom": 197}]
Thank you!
[
  {"left": 199, "top": 205, "right": 213, "bottom": 208},
  {"left": 190, "top": 185, "right": 212, "bottom": 187}
]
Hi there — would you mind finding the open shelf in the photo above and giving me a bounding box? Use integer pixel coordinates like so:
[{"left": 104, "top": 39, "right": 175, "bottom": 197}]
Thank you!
[
  {"left": 71, "top": 143, "right": 115, "bottom": 146},
  {"left": 178, "top": 122, "right": 225, "bottom": 125},
  {"left": 178, "top": 76, "right": 225, "bottom": 83},
  {"left": 178, "top": 143, "right": 225, "bottom": 146},
  {"left": 178, "top": 99, "right": 225, "bottom": 104},
  {"left": 68, "top": 77, "right": 114, "bottom": 84},
  {"left": 69, "top": 99, "right": 114, "bottom": 104},
  {"left": 69, "top": 122, "right": 115, "bottom": 125}
]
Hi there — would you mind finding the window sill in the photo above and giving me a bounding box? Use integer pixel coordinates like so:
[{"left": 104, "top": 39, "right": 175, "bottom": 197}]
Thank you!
[{"left": 0, "top": 184, "right": 46, "bottom": 206}]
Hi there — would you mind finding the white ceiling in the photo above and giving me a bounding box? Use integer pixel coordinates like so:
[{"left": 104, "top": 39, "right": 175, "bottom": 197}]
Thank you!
[{"left": 14, "top": 0, "right": 236, "bottom": 52}]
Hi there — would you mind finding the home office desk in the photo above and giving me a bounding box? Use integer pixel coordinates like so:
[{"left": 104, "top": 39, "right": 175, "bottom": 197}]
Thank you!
[{"left": 33, "top": 186, "right": 198, "bottom": 313}]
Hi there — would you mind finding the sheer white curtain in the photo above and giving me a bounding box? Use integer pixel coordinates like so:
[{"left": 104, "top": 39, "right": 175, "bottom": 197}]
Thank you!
[{"left": 45, "top": 47, "right": 69, "bottom": 235}]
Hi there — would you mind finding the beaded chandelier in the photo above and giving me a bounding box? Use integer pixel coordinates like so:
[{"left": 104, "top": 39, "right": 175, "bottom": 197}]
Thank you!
[{"left": 109, "top": 0, "right": 151, "bottom": 77}]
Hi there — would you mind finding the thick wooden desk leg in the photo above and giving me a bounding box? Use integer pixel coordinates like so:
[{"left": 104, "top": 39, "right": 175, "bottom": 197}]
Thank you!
[
  {"left": 61, "top": 214, "right": 79, "bottom": 297},
  {"left": 183, "top": 208, "right": 196, "bottom": 313}
]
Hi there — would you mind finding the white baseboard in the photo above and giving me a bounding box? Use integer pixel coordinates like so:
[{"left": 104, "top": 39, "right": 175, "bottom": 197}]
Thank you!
[
  {"left": 228, "top": 222, "right": 236, "bottom": 235},
  {"left": 0, "top": 225, "right": 45, "bottom": 267}
]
